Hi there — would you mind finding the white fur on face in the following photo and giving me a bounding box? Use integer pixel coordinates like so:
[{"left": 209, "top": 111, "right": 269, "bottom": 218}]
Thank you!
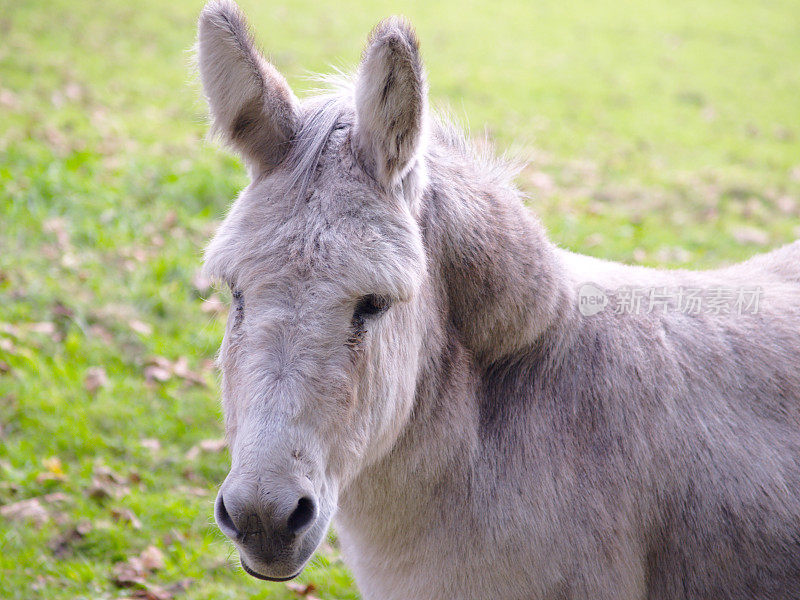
[{"left": 203, "top": 108, "right": 429, "bottom": 491}]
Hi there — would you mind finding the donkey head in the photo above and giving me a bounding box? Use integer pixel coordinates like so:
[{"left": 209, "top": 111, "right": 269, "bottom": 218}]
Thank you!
[{"left": 198, "top": 1, "right": 430, "bottom": 581}]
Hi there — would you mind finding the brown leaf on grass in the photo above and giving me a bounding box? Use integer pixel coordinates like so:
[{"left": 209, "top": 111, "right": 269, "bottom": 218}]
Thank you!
[
  {"left": 732, "top": 226, "right": 770, "bottom": 246},
  {"left": 84, "top": 366, "right": 109, "bottom": 394},
  {"left": 112, "top": 561, "right": 146, "bottom": 588},
  {"left": 125, "top": 586, "right": 171, "bottom": 600},
  {"left": 111, "top": 507, "right": 142, "bottom": 530},
  {"left": 144, "top": 363, "right": 172, "bottom": 383},
  {"left": 89, "top": 324, "right": 114, "bottom": 344},
  {"left": 52, "top": 301, "right": 74, "bottom": 319},
  {"left": 28, "top": 321, "right": 57, "bottom": 336},
  {"left": 170, "top": 357, "right": 206, "bottom": 386},
  {"left": 49, "top": 521, "right": 92, "bottom": 558},
  {"left": 144, "top": 357, "right": 206, "bottom": 387},
  {"left": 286, "top": 581, "right": 318, "bottom": 597},
  {"left": 36, "top": 456, "right": 66, "bottom": 483},
  {"left": 41, "top": 492, "right": 69, "bottom": 505},
  {"left": 1, "top": 498, "right": 49, "bottom": 525},
  {"left": 129, "top": 320, "right": 153, "bottom": 336},
  {"left": 112, "top": 545, "right": 167, "bottom": 589},
  {"left": 0, "top": 359, "right": 9, "bottom": 374},
  {"left": 199, "top": 439, "right": 226, "bottom": 452},
  {"left": 140, "top": 438, "right": 161, "bottom": 453},
  {"left": 125, "top": 579, "right": 192, "bottom": 600},
  {"left": 140, "top": 545, "right": 165, "bottom": 571},
  {"left": 87, "top": 464, "right": 130, "bottom": 501},
  {"left": 185, "top": 438, "right": 226, "bottom": 461}
]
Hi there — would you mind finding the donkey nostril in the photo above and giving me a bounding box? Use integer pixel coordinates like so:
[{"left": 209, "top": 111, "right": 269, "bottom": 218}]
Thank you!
[
  {"left": 286, "top": 496, "right": 316, "bottom": 535},
  {"left": 215, "top": 492, "right": 240, "bottom": 539}
]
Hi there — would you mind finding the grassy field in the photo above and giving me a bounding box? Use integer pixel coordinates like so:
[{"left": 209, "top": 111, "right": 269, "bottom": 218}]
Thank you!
[{"left": 1, "top": 0, "right": 798, "bottom": 598}]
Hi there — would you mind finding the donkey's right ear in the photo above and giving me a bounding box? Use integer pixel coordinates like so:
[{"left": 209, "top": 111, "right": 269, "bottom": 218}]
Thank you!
[{"left": 197, "top": 1, "right": 298, "bottom": 172}]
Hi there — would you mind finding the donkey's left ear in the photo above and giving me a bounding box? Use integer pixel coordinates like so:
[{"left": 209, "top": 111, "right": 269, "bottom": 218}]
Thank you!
[{"left": 354, "top": 17, "right": 428, "bottom": 188}]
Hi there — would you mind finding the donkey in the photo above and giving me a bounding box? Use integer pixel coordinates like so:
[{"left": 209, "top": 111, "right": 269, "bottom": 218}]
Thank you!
[{"left": 196, "top": 2, "right": 800, "bottom": 598}]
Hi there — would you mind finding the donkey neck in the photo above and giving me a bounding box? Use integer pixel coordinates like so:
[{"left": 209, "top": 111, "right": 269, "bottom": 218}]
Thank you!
[{"left": 420, "top": 139, "right": 569, "bottom": 365}]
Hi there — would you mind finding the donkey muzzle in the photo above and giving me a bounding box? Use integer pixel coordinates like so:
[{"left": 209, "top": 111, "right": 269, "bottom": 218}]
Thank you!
[{"left": 215, "top": 475, "right": 318, "bottom": 580}]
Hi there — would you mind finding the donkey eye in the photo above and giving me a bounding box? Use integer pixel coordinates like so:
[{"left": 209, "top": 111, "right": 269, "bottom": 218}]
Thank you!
[
  {"left": 353, "top": 294, "right": 390, "bottom": 322},
  {"left": 348, "top": 295, "right": 390, "bottom": 347}
]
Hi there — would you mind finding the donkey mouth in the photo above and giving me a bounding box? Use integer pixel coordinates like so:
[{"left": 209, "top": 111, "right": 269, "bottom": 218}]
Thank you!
[{"left": 240, "top": 558, "right": 302, "bottom": 582}]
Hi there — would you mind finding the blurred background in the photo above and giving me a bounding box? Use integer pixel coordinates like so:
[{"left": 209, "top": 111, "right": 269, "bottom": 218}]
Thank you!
[{"left": 1, "top": 0, "right": 798, "bottom": 598}]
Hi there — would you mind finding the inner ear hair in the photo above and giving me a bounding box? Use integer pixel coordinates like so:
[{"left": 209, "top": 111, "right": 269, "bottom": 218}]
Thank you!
[
  {"left": 197, "top": 0, "right": 298, "bottom": 172},
  {"left": 353, "top": 16, "right": 428, "bottom": 188}
]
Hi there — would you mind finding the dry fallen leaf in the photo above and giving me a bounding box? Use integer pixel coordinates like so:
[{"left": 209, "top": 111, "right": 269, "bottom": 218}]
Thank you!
[
  {"left": 125, "top": 586, "right": 171, "bottom": 600},
  {"left": 199, "top": 438, "right": 226, "bottom": 452},
  {"left": 125, "top": 579, "right": 192, "bottom": 600},
  {"left": 1, "top": 498, "right": 49, "bottom": 525},
  {"left": 129, "top": 320, "right": 153, "bottom": 336},
  {"left": 84, "top": 366, "right": 108, "bottom": 394},
  {"left": 144, "top": 365, "right": 171, "bottom": 383},
  {"left": 41, "top": 492, "right": 69, "bottom": 505},
  {"left": 28, "top": 321, "right": 57, "bottom": 336},
  {"left": 170, "top": 357, "right": 205, "bottom": 386},
  {"left": 112, "top": 560, "right": 146, "bottom": 588},
  {"left": 139, "top": 545, "right": 165, "bottom": 571},
  {"left": 286, "top": 581, "right": 318, "bottom": 597},
  {"left": 49, "top": 521, "right": 92, "bottom": 558},
  {"left": 87, "top": 464, "right": 130, "bottom": 501},
  {"left": 112, "top": 545, "right": 167, "bottom": 590},
  {"left": 111, "top": 507, "right": 142, "bottom": 530},
  {"left": 185, "top": 438, "right": 226, "bottom": 461},
  {"left": 140, "top": 438, "right": 161, "bottom": 452},
  {"left": 732, "top": 226, "right": 770, "bottom": 246},
  {"left": 145, "top": 356, "right": 205, "bottom": 387},
  {"left": 89, "top": 324, "right": 114, "bottom": 344},
  {"left": 36, "top": 456, "right": 66, "bottom": 483}
]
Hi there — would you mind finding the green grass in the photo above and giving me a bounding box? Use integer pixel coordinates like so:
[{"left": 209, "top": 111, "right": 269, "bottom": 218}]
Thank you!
[{"left": 1, "top": 0, "right": 798, "bottom": 598}]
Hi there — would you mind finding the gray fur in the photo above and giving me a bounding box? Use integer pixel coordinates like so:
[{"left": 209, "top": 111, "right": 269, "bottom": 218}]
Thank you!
[{"left": 196, "top": 3, "right": 800, "bottom": 598}]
